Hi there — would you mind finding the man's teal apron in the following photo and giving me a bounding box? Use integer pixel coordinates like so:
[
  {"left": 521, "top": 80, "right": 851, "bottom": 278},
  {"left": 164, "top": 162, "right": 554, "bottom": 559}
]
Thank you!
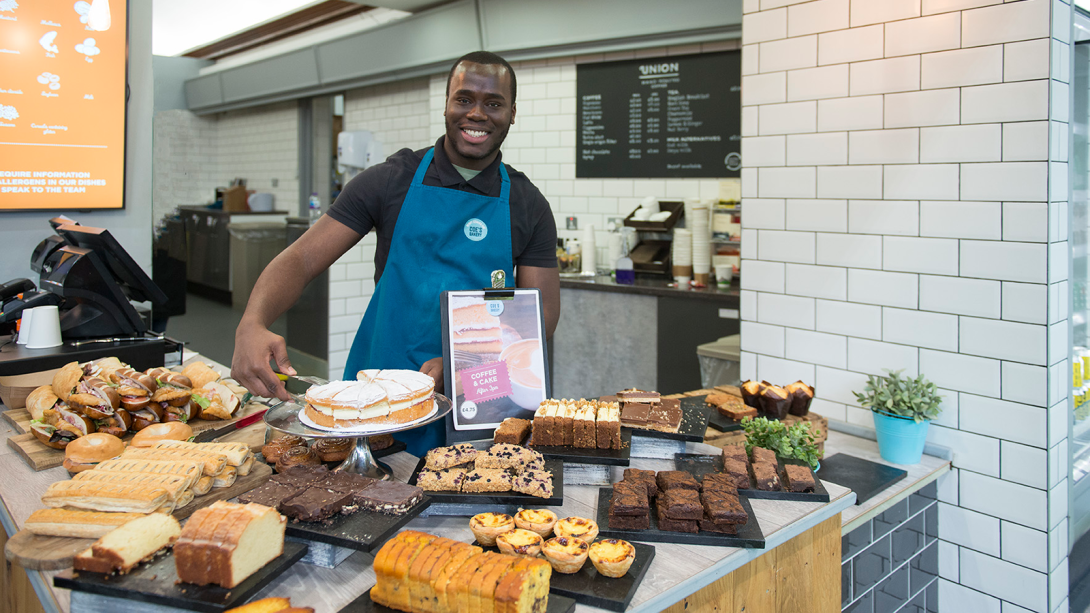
[{"left": 343, "top": 148, "right": 513, "bottom": 457}]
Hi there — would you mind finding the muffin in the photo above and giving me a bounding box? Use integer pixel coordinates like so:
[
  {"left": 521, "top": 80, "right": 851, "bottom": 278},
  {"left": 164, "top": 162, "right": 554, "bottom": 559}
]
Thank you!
[
  {"left": 542, "top": 536, "right": 590, "bottom": 574},
  {"left": 469, "top": 512, "right": 515, "bottom": 547},
  {"left": 496, "top": 529, "right": 544, "bottom": 557},
  {"left": 554, "top": 516, "right": 598, "bottom": 544},
  {"left": 514, "top": 509, "right": 558, "bottom": 538},
  {"left": 588, "top": 539, "right": 636, "bottom": 578}
]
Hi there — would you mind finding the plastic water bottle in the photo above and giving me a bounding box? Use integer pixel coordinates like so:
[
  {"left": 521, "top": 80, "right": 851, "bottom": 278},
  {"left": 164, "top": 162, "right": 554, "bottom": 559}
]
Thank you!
[{"left": 308, "top": 192, "right": 321, "bottom": 221}]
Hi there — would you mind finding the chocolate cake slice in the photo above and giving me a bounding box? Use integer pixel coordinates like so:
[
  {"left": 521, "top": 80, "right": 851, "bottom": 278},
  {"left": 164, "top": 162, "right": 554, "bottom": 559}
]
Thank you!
[
  {"left": 620, "top": 403, "right": 651, "bottom": 427},
  {"left": 750, "top": 446, "right": 777, "bottom": 466},
  {"left": 699, "top": 517, "right": 738, "bottom": 534},
  {"left": 238, "top": 481, "right": 300, "bottom": 508},
  {"left": 280, "top": 487, "right": 354, "bottom": 522},
  {"left": 311, "top": 472, "right": 376, "bottom": 494},
  {"left": 355, "top": 480, "right": 424, "bottom": 514},
  {"left": 646, "top": 398, "right": 682, "bottom": 433},
  {"left": 269, "top": 465, "right": 327, "bottom": 487}
]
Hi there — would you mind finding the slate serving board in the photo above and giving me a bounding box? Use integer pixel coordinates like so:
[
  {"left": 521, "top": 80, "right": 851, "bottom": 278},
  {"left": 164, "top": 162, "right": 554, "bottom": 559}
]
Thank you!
[
  {"left": 528, "top": 429, "right": 632, "bottom": 466},
  {"left": 407, "top": 456, "right": 565, "bottom": 506},
  {"left": 675, "top": 453, "right": 831, "bottom": 503},
  {"left": 816, "top": 452, "right": 908, "bottom": 506},
  {"left": 595, "top": 487, "right": 765, "bottom": 548},
  {"left": 373, "top": 439, "right": 407, "bottom": 458},
  {"left": 53, "top": 541, "right": 308, "bottom": 613},
  {"left": 283, "top": 496, "right": 432, "bottom": 552},
  {"left": 340, "top": 588, "right": 577, "bottom": 613},
  {"left": 617, "top": 395, "right": 711, "bottom": 443},
  {"left": 473, "top": 541, "right": 655, "bottom": 612},
  {"left": 705, "top": 407, "right": 745, "bottom": 433}
]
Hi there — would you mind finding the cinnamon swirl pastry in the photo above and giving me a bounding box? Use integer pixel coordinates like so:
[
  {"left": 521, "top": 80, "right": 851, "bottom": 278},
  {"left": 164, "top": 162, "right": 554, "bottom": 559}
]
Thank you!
[
  {"left": 261, "top": 435, "right": 307, "bottom": 464},
  {"left": 275, "top": 445, "right": 321, "bottom": 472},
  {"left": 314, "top": 438, "right": 352, "bottom": 462}
]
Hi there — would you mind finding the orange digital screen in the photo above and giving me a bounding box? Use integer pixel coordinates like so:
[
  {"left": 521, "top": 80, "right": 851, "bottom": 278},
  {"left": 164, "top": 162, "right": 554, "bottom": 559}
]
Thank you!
[{"left": 0, "top": 0, "right": 127, "bottom": 210}]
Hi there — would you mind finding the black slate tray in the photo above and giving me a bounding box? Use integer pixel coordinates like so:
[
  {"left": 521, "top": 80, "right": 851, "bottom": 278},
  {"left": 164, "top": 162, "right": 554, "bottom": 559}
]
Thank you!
[
  {"left": 407, "top": 440, "right": 564, "bottom": 506},
  {"left": 284, "top": 496, "right": 432, "bottom": 551},
  {"left": 619, "top": 395, "right": 711, "bottom": 443},
  {"left": 817, "top": 452, "right": 907, "bottom": 505},
  {"left": 473, "top": 541, "right": 655, "bottom": 612},
  {"left": 528, "top": 428, "right": 633, "bottom": 466},
  {"left": 54, "top": 541, "right": 308, "bottom": 613},
  {"left": 340, "top": 587, "right": 577, "bottom": 613},
  {"left": 373, "top": 438, "right": 407, "bottom": 458},
  {"left": 596, "top": 487, "right": 765, "bottom": 548},
  {"left": 705, "top": 402, "right": 745, "bottom": 432},
  {"left": 675, "top": 453, "right": 831, "bottom": 503}
]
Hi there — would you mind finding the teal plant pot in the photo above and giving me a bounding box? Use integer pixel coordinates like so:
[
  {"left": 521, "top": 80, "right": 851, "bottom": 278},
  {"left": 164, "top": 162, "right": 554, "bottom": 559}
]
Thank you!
[{"left": 872, "top": 410, "right": 929, "bottom": 465}]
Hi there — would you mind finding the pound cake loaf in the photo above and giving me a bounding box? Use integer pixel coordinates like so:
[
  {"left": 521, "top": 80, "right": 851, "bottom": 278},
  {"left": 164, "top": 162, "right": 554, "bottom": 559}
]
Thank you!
[
  {"left": 174, "top": 501, "right": 286, "bottom": 588},
  {"left": 74, "top": 513, "right": 181, "bottom": 574},
  {"left": 371, "top": 530, "right": 551, "bottom": 613},
  {"left": 303, "top": 370, "right": 435, "bottom": 429}
]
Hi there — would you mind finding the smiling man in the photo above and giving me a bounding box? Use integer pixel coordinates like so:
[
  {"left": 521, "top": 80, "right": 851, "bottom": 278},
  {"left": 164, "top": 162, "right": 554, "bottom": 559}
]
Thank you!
[{"left": 231, "top": 51, "right": 559, "bottom": 455}]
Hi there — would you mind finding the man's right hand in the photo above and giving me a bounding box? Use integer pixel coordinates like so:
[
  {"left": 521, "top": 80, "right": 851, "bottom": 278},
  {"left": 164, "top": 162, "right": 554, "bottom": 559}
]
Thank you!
[{"left": 232, "top": 320, "right": 296, "bottom": 402}]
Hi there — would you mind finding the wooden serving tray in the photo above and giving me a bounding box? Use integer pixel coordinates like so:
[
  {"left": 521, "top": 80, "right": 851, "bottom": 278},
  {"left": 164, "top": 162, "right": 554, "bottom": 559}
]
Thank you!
[{"left": 5, "top": 463, "right": 272, "bottom": 570}]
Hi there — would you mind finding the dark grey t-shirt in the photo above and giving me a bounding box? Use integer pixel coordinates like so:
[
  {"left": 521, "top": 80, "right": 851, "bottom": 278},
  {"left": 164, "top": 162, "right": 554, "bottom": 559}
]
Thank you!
[{"left": 327, "top": 137, "right": 558, "bottom": 283}]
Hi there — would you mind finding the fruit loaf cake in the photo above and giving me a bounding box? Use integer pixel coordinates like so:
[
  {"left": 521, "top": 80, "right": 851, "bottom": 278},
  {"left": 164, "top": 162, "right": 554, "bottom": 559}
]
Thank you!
[{"left": 174, "top": 501, "right": 286, "bottom": 588}]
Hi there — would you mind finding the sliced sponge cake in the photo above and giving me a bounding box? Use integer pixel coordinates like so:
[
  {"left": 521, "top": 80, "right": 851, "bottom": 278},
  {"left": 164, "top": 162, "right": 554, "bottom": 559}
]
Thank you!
[{"left": 174, "top": 501, "right": 285, "bottom": 588}]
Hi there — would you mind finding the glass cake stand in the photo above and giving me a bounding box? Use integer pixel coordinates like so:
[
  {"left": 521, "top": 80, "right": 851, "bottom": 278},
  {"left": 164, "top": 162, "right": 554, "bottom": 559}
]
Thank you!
[{"left": 263, "top": 394, "right": 453, "bottom": 480}]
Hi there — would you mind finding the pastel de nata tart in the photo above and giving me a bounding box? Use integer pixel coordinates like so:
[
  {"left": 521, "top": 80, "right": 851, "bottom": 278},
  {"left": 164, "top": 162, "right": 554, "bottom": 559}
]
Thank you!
[
  {"left": 588, "top": 539, "right": 636, "bottom": 578},
  {"left": 469, "top": 512, "right": 515, "bottom": 547},
  {"left": 542, "top": 536, "right": 590, "bottom": 574},
  {"left": 514, "top": 508, "right": 558, "bottom": 538},
  {"left": 554, "top": 516, "right": 598, "bottom": 543},
  {"left": 496, "top": 528, "right": 544, "bottom": 557}
]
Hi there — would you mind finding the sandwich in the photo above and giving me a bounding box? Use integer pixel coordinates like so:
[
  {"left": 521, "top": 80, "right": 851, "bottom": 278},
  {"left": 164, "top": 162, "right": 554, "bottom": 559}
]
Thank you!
[
  {"left": 181, "top": 361, "right": 221, "bottom": 390},
  {"left": 130, "top": 403, "right": 164, "bottom": 431},
  {"left": 25, "top": 385, "right": 64, "bottom": 422},
  {"left": 67, "top": 377, "right": 121, "bottom": 420},
  {"left": 130, "top": 421, "right": 193, "bottom": 447},
  {"left": 148, "top": 367, "right": 194, "bottom": 423},
  {"left": 192, "top": 381, "right": 240, "bottom": 421},
  {"left": 110, "top": 367, "right": 156, "bottom": 411},
  {"left": 82, "top": 357, "right": 128, "bottom": 382},
  {"left": 63, "top": 432, "right": 125, "bottom": 473},
  {"left": 95, "top": 409, "right": 133, "bottom": 437},
  {"left": 146, "top": 367, "right": 192, "bottom": 389},
  {"left": 30, "top": 406, "right": 94, "bottom": 449},
  {"left": 51, "top": 361, "right": 84, "bottom": 402}
]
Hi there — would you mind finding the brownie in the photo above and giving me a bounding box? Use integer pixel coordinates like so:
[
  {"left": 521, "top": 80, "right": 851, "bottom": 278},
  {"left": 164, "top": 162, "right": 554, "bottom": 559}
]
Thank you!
[
  {"left": 609, "top": 481, "right": 649, "bottom": 516},
  {"left": 655, "top": 502, "right": 698, "bottom": 533},
  {"left": 623, "top": 468, "right": 660, "bottom": 498},
  {"left": 721, "top": 445, "right": 748, "bottom": 464},
  {"left": 355, "top": 480, "right": 424, "bottom": 514},
  {"left": 237, "top": 481, "right": 299, "bottom": 508},
  {"left": 494, "top": 418, "right": 532, "bottom": 445},
  {"left": 417, "top": 466, "right": 468, "bottom": 492},
  {"left": 750, "top": 447, "right": 777, "bottom": 466},
  {"left": 609, "top": 513, "right": 650, "bottom": 530},
  {"left": 701, "top": 473, "right": 738, "bottom": 495},
  {"left": 462, "top": 468, "right": 515, "bottom": 492},
  {"left": 661, "top": 488, "right": 703, "bottom": 520},
  {"left": 656, "top": 470, "right": 700, "bottom": 493},
  {"left": 269, "top": 465, "right": 327, "bottom": 487},
  {"left": 619, "top": 403, "right": 651, "bottom": 426},
  {"left": 701, "top": 490, "right": 748, "bottom": 524},
  {"left": 722, "top": 460, "right": 752, "bottom": 489},
  {"left": 647, "top": 398, "right": 682, "bottom": 432},
  {"left": 424, "top": 443, "right": 478, "bottom": 470},
  {"left": 782, "top": 464, "right": 816, "bottom": 493},
  {"left": 750, "top": 462, "right": 781, "bottom": 491},
  {"left": 311, "top": 472, "right": 376, "bottom": 494},
  {"left": 512, "top": 469, "right": 553, "bottom": 498},
  {"left": 279, "top": 487, "right": 354, "bottom": 522},
  {"left": 617, "top": 388, "right": 661, "bottom": 404},
  {"left": 699, "top": 518, "right": 738, "bottom": 534}
]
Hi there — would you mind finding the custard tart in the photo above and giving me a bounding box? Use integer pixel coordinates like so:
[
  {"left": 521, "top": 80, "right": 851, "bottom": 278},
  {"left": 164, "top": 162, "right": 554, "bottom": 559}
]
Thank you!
[
  {"left": 469, "top": 512, "right": 515, "bottom": 546},
  {"left": 514, "top": 508, "right": 558, "bottom": 538},
  {"left": 496, "top": 528, "right": 544, "bottom": 557},
  {"left": 554, "top": 516, "right": 598, "bottom": 543},
  {"left": 542, "top": 536, "right": 590, "bottom": 574},
  {"left": 589, "top": 539, "right": 636, "bottom": 578}
]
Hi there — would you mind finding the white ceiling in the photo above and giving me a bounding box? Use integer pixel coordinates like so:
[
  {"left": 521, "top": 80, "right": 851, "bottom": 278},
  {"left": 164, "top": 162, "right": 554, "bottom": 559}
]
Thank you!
[{"left": 151, "top": 0, "right": 326, "bottom": 57}]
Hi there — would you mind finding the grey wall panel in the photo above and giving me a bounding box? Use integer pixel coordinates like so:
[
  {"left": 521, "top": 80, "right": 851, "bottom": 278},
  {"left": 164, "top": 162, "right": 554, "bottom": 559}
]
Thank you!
[
  {"left": 316, "top": 0, "right": 480, "bottom": 85},
  {"left": 156, "top": 56, "right": 213, "bottom": 112},
  {"left": 184, "top": 73, "right": 223, "bottom": 109},
  {"left": 479, "top": 0, "right": 742, "bottom": 53},
  {"left": 220, "top": 48, "right": 321, "bottom": 103}
]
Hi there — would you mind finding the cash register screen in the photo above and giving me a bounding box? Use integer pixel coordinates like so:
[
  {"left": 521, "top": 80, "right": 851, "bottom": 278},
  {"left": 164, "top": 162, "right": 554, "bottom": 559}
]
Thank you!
[{"left": 0, "top": 0, "right": 128, "bottom": 211}]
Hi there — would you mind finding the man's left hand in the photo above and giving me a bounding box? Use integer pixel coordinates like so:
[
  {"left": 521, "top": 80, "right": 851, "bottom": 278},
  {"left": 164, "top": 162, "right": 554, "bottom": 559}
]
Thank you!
[{"left": 420, "top": 357, "right": 444, "bottom": 394}]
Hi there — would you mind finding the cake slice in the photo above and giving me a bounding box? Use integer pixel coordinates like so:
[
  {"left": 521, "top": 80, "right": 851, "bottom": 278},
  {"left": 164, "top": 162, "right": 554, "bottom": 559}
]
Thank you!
[
  {"left": 463, "top": 468, "right": 514, "bottom": 492},
  {"left": 558, "top": 401, "right": 576, "bottom": 446},
  {"left": 174, "top": 501, "right": 286, "bottom": 588},
  {"left": 454, "top": 552, "right": 503, "bottom": 613},
  {"left": 542, "top": 403, "right": 560, "bottom": 446},
  {"left": 405, "top": 540, "right": 447, "bottom": 613},
  {"left": 413, "top": 541, "right": 473, "bottom": 613},
  {"left": 494, "top": 556, "right": 551, "bottom": 613},
  {"left": 389, "top": 533, "right": 439, "bottom": 611},
  {"left": 471, "top": 556, "right": 517, "bottom": 613},
  {"left": 480, "top": 557, "right": 522, "bottom": 613},
  {"left": 432, "top": 547, "right": 485, "bottom": 613},
  {"left": 572, "top": 403, "right": 595, "bottom": 448},
  {"left": 494, "top": 418, "right": 532, "bottom": 445},
  {"left": 373, "top": 532, "right": 424, "bottom": 607},
  {"left": 80, "top": 513, "right": 181, "bottom": 574},
  {"left": 530, "top": 402, "right": 551, "bottom": 446}
]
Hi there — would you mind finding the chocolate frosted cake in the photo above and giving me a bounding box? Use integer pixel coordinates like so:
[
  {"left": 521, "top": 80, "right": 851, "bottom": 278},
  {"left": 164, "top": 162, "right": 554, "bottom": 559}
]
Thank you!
[
  {"left": 355, "top": 480, "right": 424, "bottom": 514},
  {"left": 280, "top": 487, "right": 355, "bottom": 522}
]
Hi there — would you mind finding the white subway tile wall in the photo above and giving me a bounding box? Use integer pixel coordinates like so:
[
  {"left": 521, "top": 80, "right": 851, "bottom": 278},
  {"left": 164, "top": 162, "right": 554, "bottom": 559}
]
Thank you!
[{"left": 741, "top": 0, "right": 1069, "bottom": 608}]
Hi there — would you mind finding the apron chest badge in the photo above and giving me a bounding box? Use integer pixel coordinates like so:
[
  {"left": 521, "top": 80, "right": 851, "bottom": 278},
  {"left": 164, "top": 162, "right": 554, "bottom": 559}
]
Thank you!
[{"left": 464, "top": 218, "right": 488, "bottom": 241}]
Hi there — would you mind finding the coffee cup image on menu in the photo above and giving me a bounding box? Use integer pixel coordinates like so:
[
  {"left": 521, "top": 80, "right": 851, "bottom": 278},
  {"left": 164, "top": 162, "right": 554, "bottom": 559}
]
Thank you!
[{"left": 500, "top": 338, "right": 544, "bottom": 409}]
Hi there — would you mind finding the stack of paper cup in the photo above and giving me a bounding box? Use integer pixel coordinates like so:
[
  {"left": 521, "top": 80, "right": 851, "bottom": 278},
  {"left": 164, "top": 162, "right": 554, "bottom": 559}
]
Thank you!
[
  {"left": 607, "top": 232, "right": 623, "bottom": 269},
  {"left": 673, "top": 228, "right": 693, "bottom": 285},
  {"left": 641, "top": 195, "right": 660, "bottom": 216},
  {"left": 16, "top": 309, "right": 35, "bottom": 345},
  {"left": 689, "top": 202, "right": 712, "bottom": 283},
  {"left": 581, "top": 225, "right": 597, "bottom": 274},
  {"left": 25, "top": 305, "right": 63, "bottom": 349}
]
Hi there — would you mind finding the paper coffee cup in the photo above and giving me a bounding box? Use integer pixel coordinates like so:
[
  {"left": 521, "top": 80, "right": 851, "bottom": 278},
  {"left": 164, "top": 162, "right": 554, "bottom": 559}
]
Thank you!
[
  {"left": 26, "top": 305, "right": 63, "bottom": 349},
  {"left": 675, "top": 276, "right": 691, "bottom": 286},
  {"left": 16, "top": 309, "right": 35, "bottom": 345},
  {"left": 672, "top": 265, "right": 693, "bottom": 277}
]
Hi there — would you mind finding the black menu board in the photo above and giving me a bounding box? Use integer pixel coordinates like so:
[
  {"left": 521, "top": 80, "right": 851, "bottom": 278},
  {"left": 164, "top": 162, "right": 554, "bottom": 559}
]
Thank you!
[{"left": 576, "top": 51, "right": 740, "bottom": 179}]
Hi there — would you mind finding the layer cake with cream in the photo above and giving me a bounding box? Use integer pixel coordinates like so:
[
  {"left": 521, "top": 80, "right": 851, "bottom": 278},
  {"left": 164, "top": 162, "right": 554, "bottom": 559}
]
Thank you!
[{"left": 303, "top": 369, "right": 435, "bottom": 429}]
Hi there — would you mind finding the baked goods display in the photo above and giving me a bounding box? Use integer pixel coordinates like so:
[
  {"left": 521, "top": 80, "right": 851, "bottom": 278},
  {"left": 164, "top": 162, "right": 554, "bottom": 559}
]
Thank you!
[
  {"left": 587, "top": 539, "right": 636, "bottom": 578},
  {"left": 614, "top": 389, "right": 683, "bottom": 433},
  {"left": 526, "top": 398, "right": 622, "bottom": 449},
  {"left": 302, "top": 369, "right": 435, "bottom": 429},
  {"left": 73, "top": 513, "right": 181, "bottom": 575},
  {"left": 417, "top": 443, "right": 555, "bottom": 498},
  {"left": 740, "top": 380, "right": 814, "bottom": 419},
  {"left": 174, "top": 501, "right": 286, "bottom": 588},
  {"left": 370, "top": 529, "right": 552, "bottom": 613},
  {"left": 238, "top": 464, "right": 425, "bottom": 522},
  {"left": 608, "top": 467, "right": 750, "bottom": 535}
]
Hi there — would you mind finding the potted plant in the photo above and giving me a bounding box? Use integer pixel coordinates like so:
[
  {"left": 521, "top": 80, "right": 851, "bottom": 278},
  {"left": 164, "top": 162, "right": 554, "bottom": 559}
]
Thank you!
[
  {"left": 741, "top": 416, "right": 822, "bottom": 470},
  {"left": 853, "top": 369, "right": 943, "bottom": 465}
]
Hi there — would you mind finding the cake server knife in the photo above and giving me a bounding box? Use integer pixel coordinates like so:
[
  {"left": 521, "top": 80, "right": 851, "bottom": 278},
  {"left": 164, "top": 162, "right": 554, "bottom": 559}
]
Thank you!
[{"left": 192, "top": 401, "right": 277, "bottom": 443}]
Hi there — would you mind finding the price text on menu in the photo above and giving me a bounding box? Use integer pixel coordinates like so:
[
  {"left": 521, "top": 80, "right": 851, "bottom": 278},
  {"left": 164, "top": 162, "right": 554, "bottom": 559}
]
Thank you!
[{"left": 576, "top": 51, "right": 741, "bottom": 179}]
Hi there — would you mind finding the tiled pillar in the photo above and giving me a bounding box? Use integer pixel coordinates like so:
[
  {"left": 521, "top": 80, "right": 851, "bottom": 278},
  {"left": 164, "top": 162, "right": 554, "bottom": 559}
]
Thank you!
[{"left": 739, "top": 0, "right": 1071, "bottom": 610}]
